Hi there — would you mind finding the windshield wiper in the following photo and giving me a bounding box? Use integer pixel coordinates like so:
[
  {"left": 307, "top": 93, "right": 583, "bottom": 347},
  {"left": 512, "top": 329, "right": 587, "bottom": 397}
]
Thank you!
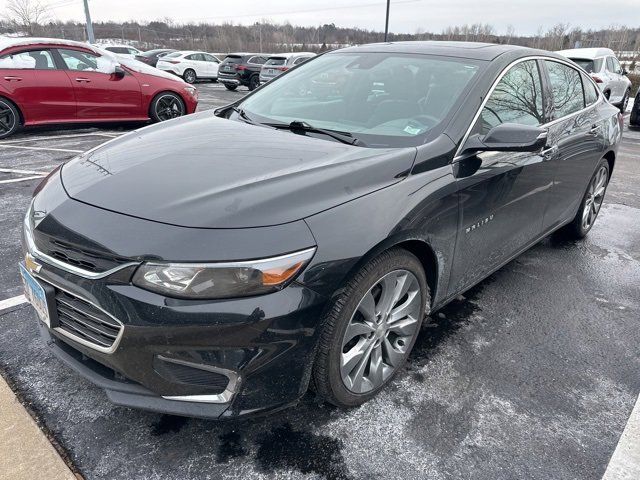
[
  {"left": 224, "top": 105, "right": 255, "bottom": 124},
  {"left": 264, "top": 120, "right": 366, "bottom": 147}
]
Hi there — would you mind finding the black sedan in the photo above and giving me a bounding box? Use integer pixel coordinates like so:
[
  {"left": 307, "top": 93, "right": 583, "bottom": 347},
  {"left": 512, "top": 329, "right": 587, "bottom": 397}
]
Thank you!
[
  {"left": 20, "top": 42, "right": 622, "bottom": 419},
  {"left": 134, "top": 48, "right": 177, "bottom": 67}
]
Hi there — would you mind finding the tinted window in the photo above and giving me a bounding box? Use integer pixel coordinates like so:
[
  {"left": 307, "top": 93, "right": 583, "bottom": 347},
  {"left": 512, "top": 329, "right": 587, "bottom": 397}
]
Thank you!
[
  {"left": 265, "top": 57, "right": 286, "bottom": 66},
  {"left": 163, "top": 52, "right": 182, "bottom": 59},
  {"left": 546, "top": 61, "right": 585, "bottom": 118},
  {"left": 582, "top": 74, "right": 599, "bottom": 105},
  {"left": 293, "top": 56, "right": 311, "bottom": 65},
  {"left": 0, "top": 49, "right": 56, "bottom": 69},
  {"left": 203, "top": 54, "right": 219, "bottom": 62},
  {"left": 571, "top": 58, "right": 604, "bottom": 73},
  {"left": 186, "top": 53, "right": 204, "bottom": 61},
  {"left": 248, "top": 56, "right": 266, "bottom": 65},
  {"left": 240, "top": 52, "right": 481, "bottom": 147},
  {"left": 223, "top": 56, "right": 243, "bottom": 64},
  {"left": 476, "top": 60, "right": 544, "bottom": 134}
]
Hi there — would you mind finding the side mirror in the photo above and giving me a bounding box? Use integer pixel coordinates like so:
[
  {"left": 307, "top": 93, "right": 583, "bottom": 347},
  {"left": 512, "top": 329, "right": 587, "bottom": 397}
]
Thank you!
[
  {"left": 114, "top": 65, "right": 125, "bottom": 79},
  {"left": 463, "top": 123, "right": 548, "bottom": 154}
]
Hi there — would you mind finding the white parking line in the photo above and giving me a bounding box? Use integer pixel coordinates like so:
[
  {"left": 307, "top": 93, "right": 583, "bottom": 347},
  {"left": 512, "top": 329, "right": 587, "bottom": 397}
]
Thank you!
[
  {"left": 603, "top": 394, "right": 640, "bottom": 480},
  {"left": 0, "top": 295, "right": 27, "bottom": 313},
  {"left": 0, "top": 145, "right": 83, "bottom": 153},
  {"left": 0, "top": 175, "right": 47, "bottom": 184},
  {"left": 0, "top": 168, "right": 49, "bottom": 175},
  {"left": 0, "top": 132, "right": 123, "bottom": 144}
]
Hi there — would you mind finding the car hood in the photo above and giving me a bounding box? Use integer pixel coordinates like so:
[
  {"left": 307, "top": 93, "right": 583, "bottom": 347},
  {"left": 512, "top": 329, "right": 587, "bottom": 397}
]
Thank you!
[{"left": 61, "top": 113, "right": 416, "bottom": 228}]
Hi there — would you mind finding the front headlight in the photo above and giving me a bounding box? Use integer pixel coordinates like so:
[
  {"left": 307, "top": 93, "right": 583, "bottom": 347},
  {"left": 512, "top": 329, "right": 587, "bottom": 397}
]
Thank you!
[
  {"left": 184, "top": 86, "right": 198, "bottom": 99},
  {"left": 132, "top": 247, "right": 316, "bottom": 299}
]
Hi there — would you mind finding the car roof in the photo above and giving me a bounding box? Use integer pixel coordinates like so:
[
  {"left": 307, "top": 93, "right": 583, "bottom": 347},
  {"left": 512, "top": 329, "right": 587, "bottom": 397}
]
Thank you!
[
  {"left": 556, "top": 48, "right": 615, "bottom": 59},
  {"left": 337, "top": 41, "right": 549, "bottom": 61},
  {"left": 0, "top": 37, "right": 101, "bottom": 54},
  {"left": 268, "top": 52, "right": 315, "bottom": 59}
]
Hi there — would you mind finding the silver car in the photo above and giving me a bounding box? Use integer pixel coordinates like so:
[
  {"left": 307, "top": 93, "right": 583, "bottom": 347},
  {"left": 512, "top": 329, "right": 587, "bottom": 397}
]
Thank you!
[
  {"left": 557, "top": 48, "right": 632, "bottom": 112},
  {"left": 259, "top": 52, "right": 316, "bottom": 84}
]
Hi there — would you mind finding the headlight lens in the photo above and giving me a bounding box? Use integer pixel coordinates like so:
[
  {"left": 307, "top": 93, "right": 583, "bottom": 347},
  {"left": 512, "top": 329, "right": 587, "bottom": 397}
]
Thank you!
[
  {"left": 184, "top": 86, "right": 197, "bottom": 99},
  {"left": 132, "top": 247, "right": 315, "bottom": 299}
]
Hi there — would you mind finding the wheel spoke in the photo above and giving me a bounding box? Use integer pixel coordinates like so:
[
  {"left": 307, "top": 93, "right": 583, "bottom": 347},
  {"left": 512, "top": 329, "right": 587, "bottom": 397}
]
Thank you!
[
  {"left": 341, "top": 337, "right": 372, "bottom": 378},
  {"left": 342, "top": 321, "right": 375, "bottom": 346},
  {"left": 387, "top": 316, "right": 419, "bottom": 336},
  {"left": 367, "top": 345, "right": 384, "bottom": 388},
  {"left": 388, "top": 290, "right": 419, "bottom": 324},
  {"left": 376, "top": 273, "right": 399, "bottom": 317},
  {"left": 357, "top": 290, "right": 377, "bottom": 322},
  {"left": 382, "top": 337, "right": 405, "bottom": 368}
]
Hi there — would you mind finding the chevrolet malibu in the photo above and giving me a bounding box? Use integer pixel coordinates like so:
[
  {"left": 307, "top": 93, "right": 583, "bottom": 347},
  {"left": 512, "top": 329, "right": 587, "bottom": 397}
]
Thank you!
[{"left": 21, "top": 42, "right": 622, "bottom": 419}]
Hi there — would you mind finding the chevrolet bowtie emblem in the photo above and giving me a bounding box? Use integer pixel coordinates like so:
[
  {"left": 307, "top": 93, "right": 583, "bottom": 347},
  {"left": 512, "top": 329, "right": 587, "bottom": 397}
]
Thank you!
[{"left": 25, "top": 253, "right": 42, "bottom": 274}]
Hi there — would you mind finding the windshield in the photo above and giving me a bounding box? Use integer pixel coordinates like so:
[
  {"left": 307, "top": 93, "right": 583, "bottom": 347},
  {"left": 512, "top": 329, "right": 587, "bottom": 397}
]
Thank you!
[
  {"left": 265, "top": 57, "right": 286, "bottom": 66},
  {"left": 239, "top": 52, "right": 482, "bottom": 147}
]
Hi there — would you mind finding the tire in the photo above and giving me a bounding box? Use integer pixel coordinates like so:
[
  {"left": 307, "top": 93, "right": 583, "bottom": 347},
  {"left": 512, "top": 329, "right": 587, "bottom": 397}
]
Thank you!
[
  {"left": 619, "top": 89, "right": 630, "bottom": 113},
  {"left": 630, "top": 98, "right": 640, "bottom": 128},
  {"left": 149, "top": 92, "right": 186, "bottom": 123},
  {"left": 563, "top": 159, "right": 610, "bottom": 239},
  {"left": 248, "top": 75, "right": 259, "bottom": 91},
  {"left": 312, "top": 248, "right": 429, "bottom": 408},
  {"left": 183, "top": 69, "right": 197, "bottom": 84},
  {"left": 224, "top": 84, "right": 237, "bottom": 91},
  {"left": 0, "top": 97, "right": 21, "bottom": 139},
  {"left": 604, "top": 90, "right": 611, "bottom": 101}
]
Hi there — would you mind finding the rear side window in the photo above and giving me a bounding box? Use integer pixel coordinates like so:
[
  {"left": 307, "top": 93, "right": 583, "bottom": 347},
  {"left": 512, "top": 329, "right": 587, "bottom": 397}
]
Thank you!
[
  {"left": 582, "top": 74, "right": 599, "bottom": 105},
  {"left": 546, "top": 61, "right": 585, "bottom": 119},
  {"left": 476, "top": 60, "right": 544, "bottom": 134},
  {"left": 186, "top": 53, "right": 204, "bottom": 61},
  {"left": 248, "top": 56, "right": 266, "bottom": 65},
  {"left": 203, "top": 54, "right": 219, "bottom": 62},
  {"left": 0, "top": 50, "right": 56, "bottom": 69},
  {"left": 293, "top": 56, "right": 311, "bottom": 65}
]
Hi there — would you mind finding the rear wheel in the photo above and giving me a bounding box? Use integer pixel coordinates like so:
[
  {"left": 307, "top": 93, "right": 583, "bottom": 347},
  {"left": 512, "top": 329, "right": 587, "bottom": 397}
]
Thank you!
[
  {"left": 312, "top": 249, "right": 428, "bottom": 407},
  {"left": 149, "top": 92, "right": 186, "bottom": 122},
  {"left": 224, "top": 84, "right": 237, "bottom": 91},
  {"left": 563, "top": 159, "right": 610, "bottom": 239},
  {"left": 248, "top": 75, "right": 259, "bottom": 91},
  {"left": 183, "top": 69, "right": 197, "bottom": 84},
  {"left": 0, "top": 98, "right": 20, "bottom": 139}
]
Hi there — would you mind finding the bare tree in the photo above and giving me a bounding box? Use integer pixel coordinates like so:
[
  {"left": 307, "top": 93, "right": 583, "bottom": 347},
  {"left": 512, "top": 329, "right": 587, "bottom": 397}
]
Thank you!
[{"left": 4, "top": 0, "right": 49, "bottom": 35}]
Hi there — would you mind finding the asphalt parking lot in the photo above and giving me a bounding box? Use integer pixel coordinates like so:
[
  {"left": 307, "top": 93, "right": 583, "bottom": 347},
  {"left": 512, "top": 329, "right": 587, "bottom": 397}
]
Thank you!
[{"left": 0, "top": 83, "right": 639, "bottom": 479}]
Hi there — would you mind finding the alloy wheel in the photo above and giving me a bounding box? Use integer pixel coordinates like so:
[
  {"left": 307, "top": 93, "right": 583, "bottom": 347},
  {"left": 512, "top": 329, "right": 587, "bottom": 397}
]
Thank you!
[
  {"left": 154, "top": 95, "right": 185, "bottom": 121},
  {"left": 0, "top": 101, "right": 16, "bottom": 136},
  {"left": 582, "top": 165, "right": 608, "bottom": 231},
  {"left": 340, "top": 269, "right": 422, "bottom": 394},
  {"left": 184, "top": 70, "right": 196, "bottom": 83}
]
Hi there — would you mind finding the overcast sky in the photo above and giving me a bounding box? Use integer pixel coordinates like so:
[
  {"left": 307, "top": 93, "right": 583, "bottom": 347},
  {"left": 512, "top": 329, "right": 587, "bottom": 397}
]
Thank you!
[{"left": 6, "top": 0, "right": 640, "bottom": 36}]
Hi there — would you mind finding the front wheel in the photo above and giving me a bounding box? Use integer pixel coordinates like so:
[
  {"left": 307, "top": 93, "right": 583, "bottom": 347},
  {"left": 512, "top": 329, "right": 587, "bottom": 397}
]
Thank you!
[
  {"left": 563, "top": 159, "right": 610, "bottom": 239},
  {"left": 149, "top": 92, "right": 186, "bottom": 122},
  {"left": 183, "top": 69, "right": 197, "bottom": 84},
  {"left": 312, "top": 248, "right": 428, "bottom": 407},
  {"left": 0, "top": 98, "right": 21, "bottom": 139},
  {"left": 224, "top": 84, "right": 237, "bottom": 91}
]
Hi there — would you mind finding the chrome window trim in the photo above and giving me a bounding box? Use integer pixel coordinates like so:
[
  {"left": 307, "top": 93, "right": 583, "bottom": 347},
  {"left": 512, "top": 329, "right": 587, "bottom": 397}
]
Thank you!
[
  {"left": 454, "top": 55, "right": 602, "bottom": 161},
  {"left": 159, "top": 356, "right": 240, "bottom": 404},
  {"left": 30, "top": 270, "right": 125, "bottom": 355},
  {"left": 23, "top": 201, "right": 139, "bottom": 280}
]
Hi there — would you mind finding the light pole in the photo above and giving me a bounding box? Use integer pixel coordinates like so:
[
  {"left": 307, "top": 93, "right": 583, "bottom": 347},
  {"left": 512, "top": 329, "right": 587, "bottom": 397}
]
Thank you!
[
  {"left": 384, "top": 0, "right": 390, "bottom": 42},
  {"left": 83, "top": 0, "right": 95, "bottom": 43}
]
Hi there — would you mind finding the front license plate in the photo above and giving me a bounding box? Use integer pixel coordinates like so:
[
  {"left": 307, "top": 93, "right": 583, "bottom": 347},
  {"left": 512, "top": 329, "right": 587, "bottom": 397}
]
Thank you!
[{"left": 19, "top": 263, "right": 50, "bottom": 327}]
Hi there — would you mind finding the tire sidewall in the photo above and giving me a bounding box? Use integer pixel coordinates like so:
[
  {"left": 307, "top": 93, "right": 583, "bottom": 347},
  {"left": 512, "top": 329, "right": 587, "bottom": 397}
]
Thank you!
[
  {"left": 248, "top": 75, "right": 259, "bottom": 91},
  {"left": 323, "top": 250, "right": 428, "bottom": 407},
  {"left": 0, "top": 98, "right": 20, "bottom": 139}
]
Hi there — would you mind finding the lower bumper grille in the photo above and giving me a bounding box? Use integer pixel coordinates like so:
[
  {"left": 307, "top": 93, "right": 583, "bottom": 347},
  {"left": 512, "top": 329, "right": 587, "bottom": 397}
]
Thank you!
[{"left": 55, "top": 290, "right": 123, "bottom": 350}]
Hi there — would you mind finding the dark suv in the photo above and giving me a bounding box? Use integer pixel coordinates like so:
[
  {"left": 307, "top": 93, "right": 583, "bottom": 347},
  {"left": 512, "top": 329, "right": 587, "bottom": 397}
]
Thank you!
[{"left": 218, "top": 53, "right": 268, "bottom": 91}]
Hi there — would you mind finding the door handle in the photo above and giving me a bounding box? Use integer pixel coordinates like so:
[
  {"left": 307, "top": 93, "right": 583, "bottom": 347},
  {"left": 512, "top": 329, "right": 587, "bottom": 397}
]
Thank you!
[
  {"left": 587, "top": 125, "right": 599, "bottom": 136},
  {"left": 541, "top": 145, "right": 558, "bottom": 161},
  {"left": 3, "top": 76, "right": 22, "bottom": 81},
  {"left": 75, "top": 78, "right": 91, "bottom": 83}
]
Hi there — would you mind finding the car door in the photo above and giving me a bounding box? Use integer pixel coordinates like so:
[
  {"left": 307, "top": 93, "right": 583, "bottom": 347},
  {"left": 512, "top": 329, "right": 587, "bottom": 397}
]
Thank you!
[
  {"left": 448, "top": 59, "right": 554, "bottom": 295},
  {"left": 185, "top": 53, "right": 206, "bottom": 78},
  {"left": 203, "top": 54, "right": 219, "bottom": 78},
  {"left": 0, "top": 48, "right": 76, "bottom": 124},
  {"left": 605, "top": 57, "right": 623, "bottom": 103},
  {"left": 56, "top": 48, "right": 142, "bottom": 120},
  {"left": 541, "top": 60, "right": 606, "bottom": 230}
]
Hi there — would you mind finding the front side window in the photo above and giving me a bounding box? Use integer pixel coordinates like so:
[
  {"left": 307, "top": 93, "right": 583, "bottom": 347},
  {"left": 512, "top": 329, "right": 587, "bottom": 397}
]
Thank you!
[
  {"left": 58, "top": 49, "right": 116, "bottom": 74},
  {"left": 546, "top": 61, "right": 585, "bottom": 119},
  {"left": 610, "top": 57, "right": 622, "bottom": 74},
  {"left": 0, "top": 49, "right": 56, "bottom": 70},
  {"left": 240, "top": 52, "right": 482, "bottom": 147},
  {"left": 475, "top": 60, "right": 544, "bottom": 135},
  {"left": 606, "top": 57, "right": 615, "bottom": 73},
  {"left": 186, "top": 53, "right": 204, "bottom": 61},
  {"left": 571, "top": 58, "right": 603, "bottom": 74}
]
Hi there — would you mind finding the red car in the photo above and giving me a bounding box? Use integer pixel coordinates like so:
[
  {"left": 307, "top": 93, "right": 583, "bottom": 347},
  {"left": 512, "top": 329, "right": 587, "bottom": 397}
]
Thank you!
[{"left": 0, "top": 38, "right": 198, "bottom": 139}]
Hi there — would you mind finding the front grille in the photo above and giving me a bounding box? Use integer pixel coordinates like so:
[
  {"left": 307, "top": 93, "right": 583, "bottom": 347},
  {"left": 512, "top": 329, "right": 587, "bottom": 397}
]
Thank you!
[
  {"left": 55, "top": 290, "right": 122, "bottom": 350},
  {"left": 153, "top": 357, "right": 229, "bottom": 394}
]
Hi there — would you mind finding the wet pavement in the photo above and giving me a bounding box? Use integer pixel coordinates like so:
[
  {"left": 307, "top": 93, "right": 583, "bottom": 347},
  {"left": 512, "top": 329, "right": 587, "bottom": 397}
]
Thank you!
[{"left": 0, "top": 85, "right": 639, "bottom": 479}]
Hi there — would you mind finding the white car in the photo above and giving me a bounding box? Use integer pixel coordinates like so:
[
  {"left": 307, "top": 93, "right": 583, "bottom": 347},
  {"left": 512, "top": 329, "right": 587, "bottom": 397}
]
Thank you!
[
  {"left": 557, "top": 48, "right": 632, "bottom": 112},
  {"left": 95, "top": 44, "right": 144, "bottom": 59},
  {"left": 156, "top": 51, "right": 221, "bottom": 84}
]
